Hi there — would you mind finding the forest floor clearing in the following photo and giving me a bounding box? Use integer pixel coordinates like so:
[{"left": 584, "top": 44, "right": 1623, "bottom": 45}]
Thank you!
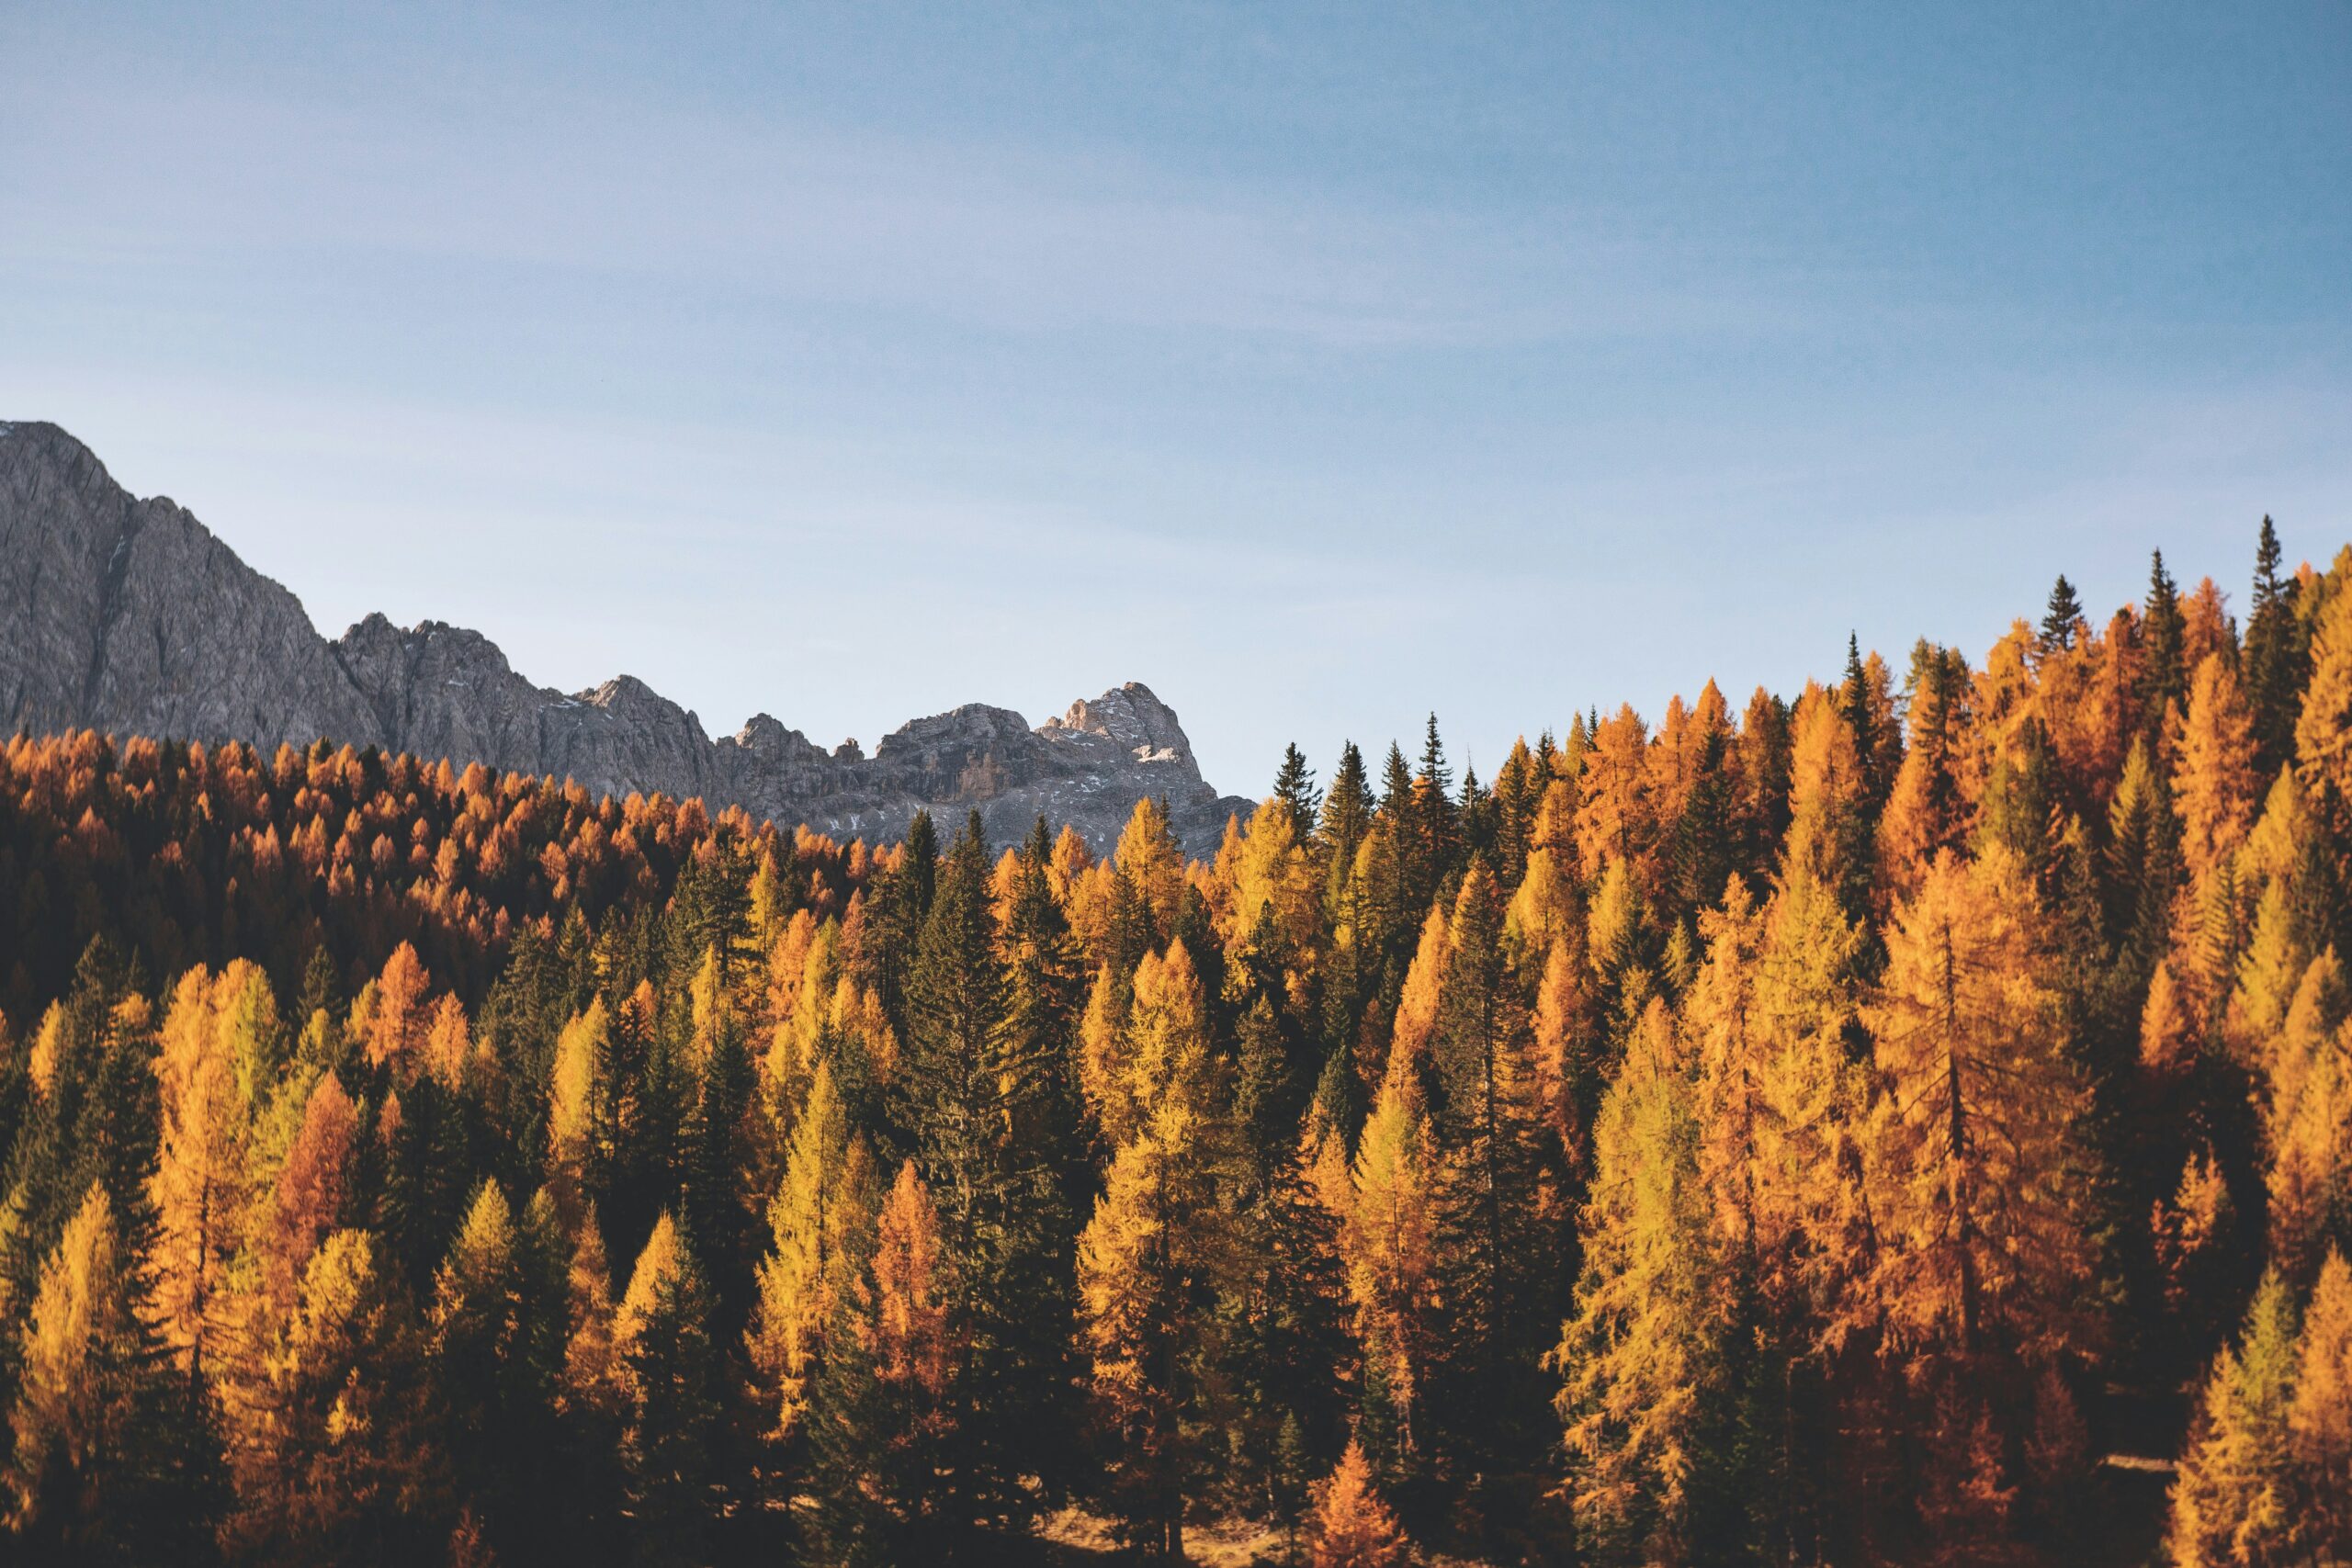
[{"left": 1028, "top": 1506, "right": 1489, "bottom": 1565}]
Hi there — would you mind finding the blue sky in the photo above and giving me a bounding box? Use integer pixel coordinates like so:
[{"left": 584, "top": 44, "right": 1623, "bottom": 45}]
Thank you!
[{"left": 3, "top": 3, "right": 2346, "bottom": 795}]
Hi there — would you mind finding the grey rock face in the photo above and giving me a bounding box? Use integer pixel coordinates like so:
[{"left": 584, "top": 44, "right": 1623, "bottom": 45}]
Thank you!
[
  {"left": 0, "top": 422, "right": 1249, "bottom": 855},
  {"left": 0, "top": 421, "right": 385, "bottom": 750}
]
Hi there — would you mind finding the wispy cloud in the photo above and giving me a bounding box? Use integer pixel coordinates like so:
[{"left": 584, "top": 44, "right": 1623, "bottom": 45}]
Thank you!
[{"left": 0, "top": 74, "right": 1788, "bottom": 351}]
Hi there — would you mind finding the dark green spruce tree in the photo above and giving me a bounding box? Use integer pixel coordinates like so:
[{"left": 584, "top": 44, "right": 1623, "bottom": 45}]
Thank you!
[
  {"left": 2041, "top": 573, "right": 2085, "bottom": 652},
  {"left": 2143, "top": 548, "right": 2188, "bottom": 735},
  {"left": 1271, "top": 744, "right": 1322, "bottom": 841},
  {"left": 2243, "top": 516, "right": 2309, "bottom": 776},
  {"left": 1427, "top": 863, "right": 1561, "bottom": 1548},
  {"left": 900, "top": 813, "right": 1075, "bottom": 1540}
]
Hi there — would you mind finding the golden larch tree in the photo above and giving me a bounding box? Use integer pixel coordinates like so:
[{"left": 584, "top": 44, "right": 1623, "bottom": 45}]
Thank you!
[
  {"left": 2293, "top": 566, "right": 2352, "bottom": 818},
  {"left": 1114, "top": 796, "right": 1189, "bottom": 944},
  {"left": 1342, "top": 1047, "right": 1439, "bottom": 1464},
  {"left": 1783, "top": 682, "right": 1868, "bottom": 908},
  {"left": 1306, "top": 1438, "right": 1409, "bottom": 1568},
  {"left": 747, "top": 1059, "right": 874, "bottom": 1442},
  {"left": 2167, "top": 1273, "right": 2298, "bottom": 1568},
  {"left": 255, "top": 1070, "right": 360, "bottom": 1310},
  {"left": 1387, "top": 904, "right": 1450, "bottom": 1083},
  {"left": 1689, "top": 868, "right": 1864, "bottom": 1309},
  {"left": 2175, "top": 652, "right": 2260, "bottom": 901},
  {"left": 6, "top": 1185, "right": 152, "bottom": 1540},
  {"left": 1554, "top": 998, "right": 1726, "bottom": 1562},
  {"left": 357, "top": 941, "right": 431, "bottom": 1072},
  {"left": 152, "top": 964, "right": 257, "bottom": 1383},
  {"left": 1576, "top": 705, "right": 1657, "bottom": 894},
  {"left": 2289, "top": 1251, "right": 2352, "bottom": 1555},
  {"left": 547, "top": 998, "right": 610, "bottom": 1218},
  {"left": 1075, "top": 938, "right": 1238, "bottom": 1561},
  {"left": 1856, "top": 847, "right": 2092, "bottom": 1364}
]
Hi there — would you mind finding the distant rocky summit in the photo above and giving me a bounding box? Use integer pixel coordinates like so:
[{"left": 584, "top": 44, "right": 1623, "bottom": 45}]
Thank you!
[{"left": 0, "top": 421, "right": 1249, "bottom": 853}]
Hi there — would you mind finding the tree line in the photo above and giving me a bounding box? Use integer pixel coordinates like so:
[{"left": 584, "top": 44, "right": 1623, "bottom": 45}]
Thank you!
[{"left": 1, "top": 519, "right": 2348, "bottom": 1565}]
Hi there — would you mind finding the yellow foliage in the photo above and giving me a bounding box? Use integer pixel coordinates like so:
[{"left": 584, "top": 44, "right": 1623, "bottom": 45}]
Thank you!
[
  {"left": 1222, "top": 794, "right": 1321, "bottom": 957},
  {"left": 357, "top": 942, "right": 430, "bottom": 1072},
  {"left": 2141, "top": 959, "right": 2196, "bottom": 1074},
  {"left": 863, "top": 1160, "right": 955, "bottom": 1400},
  {"left": 548, "top": 999, "right": 610, "bottom": 1188},
  {"left": 1783, "top": 681, "right": 1862, "bottom": 894},
  {"left": 9, "top": 1184, "right": 136, "bottom": 1505},
  {"left": 1689, "top": 868, "right": 1863, "bottom": 1298},
  {"left": 1555, "top": 998, "right": 1723, "bottom": 1552},
  {"left": 1088, "top": 941, "right": 1214, "bottom": 1150},
  {"left": 1503, "top": 845, "right": 1578, "bottom": 972},
  {"left": 1857, "top": 848, "right": 2091, "bottom": 1361},
  {"left": 2176, "top": 653, "right": 2259, "bottom": 899},
  {"left": 1343, "top": 1054, "right": 1437, "bottom": 1452},
  {"left": 28, "top": 1003, "right": 63, "bottom": 1099},
  {"left": 1114, "top": 796, "right": 1187, "bottom": 941},
  {"left": 1575, "top": 705, "right": 1655, "bottom": 892},
  {"left": 153, "top": 964, "right": 256, "bottom": 1377},
  {"left": 2289, "top": 1252, "right": 2352, "bottom": 1551},
  {"left": 616, "top": 1213, "right": 692, "bottom": 1376},
  {"left": 1388, "top": 905, "right": 1448, "bottom": 1081},
  {"left": 2295, "top": 570, "right": 2352, "bottom": 808},
  {"left": 1306, "top": 1439, "right": 1408, "bottom": 1568},
  {"left": 1532, "top": 934, "right": 1594, "bottom": 1160},
  {"left": 748, "top": 1061, "right": 874, "bottom": 1440}
]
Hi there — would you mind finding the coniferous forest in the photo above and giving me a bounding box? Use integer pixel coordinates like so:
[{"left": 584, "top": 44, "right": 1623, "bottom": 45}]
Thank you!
[{"left": 4, "top": 525, "right": 2352, "bottom": 1567}]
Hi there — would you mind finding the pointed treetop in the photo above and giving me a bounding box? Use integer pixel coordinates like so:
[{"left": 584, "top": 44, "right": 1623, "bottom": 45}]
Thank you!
[
  {"left": 1379, "top": 742, "right": 1415, "bottom": 811},
  {"left": 2256, "top": 515, "right": 2284, "bottom": 600},
  {"left": 1418, "top": 713, "right": 1453, "bottom": 796},
  {"left": 1306, "top": 1438, "right": 1408, "bottom": 1567},
  {"left": 2041, "top": 574, "right": 2084, "bottom": 651},
  {"left": 1272, "top": 743, "right": 1322, "bottom": 838}
]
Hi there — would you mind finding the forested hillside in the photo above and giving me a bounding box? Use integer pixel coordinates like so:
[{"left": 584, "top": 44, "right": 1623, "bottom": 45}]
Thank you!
[{"left": 3, "top": 523, "right": 2349, "bottom": 1566}]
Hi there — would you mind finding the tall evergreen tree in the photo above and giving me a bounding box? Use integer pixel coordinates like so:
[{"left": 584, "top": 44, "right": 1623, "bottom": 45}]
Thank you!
[
  {"left": 2146, "top": 548, "right": 2189, "bottom": 736},
  {"left": 4, "top": 1184, "right": 222, "bottom": 1565},
  {"left": 810, "top": 1159, "right": 961, "bottom": 1566},
  {"left": 615, "top": 1214, "right": 725, "bottom": 1567},
  {"left": 1273, "top": 744, "right": 1324, "bottom": 842},
  {"left": 1075, "top": 939, "right": 1238, "bottom": 1562},
  {"left": 1001, "top": 817, "right": 1091, "bottom": 1241},
  {"left": 2167, "top": 1272, "right": 2298, "bottom": 1566},
  {"left": 1323, "top": 743, "right": 1376, "bottom": 907},
  {"left": 1555, "top": 1002, "right": 1736, "bottom": 1564},
  {"left": 429, "top": 1183, "right": 568, "bottom": 1566},
  {"left": 1427, "top": 863, "right": 1559, "bottom": 1528},
  {"left": 223, "top": 1228, "right": 451, "bottom": 1567},
  {"left": 2245, "top": 516, "right": 2310, "bottom": 778},
  {"left": 746, "top": 1060, "right": 873, "bottom": 1456},
  {"left": 899, "top": 813, "right": 1071, "bottom": 1535},
  {"left": 2041, "top": 574, "right": 2086, "bottom": 653}
]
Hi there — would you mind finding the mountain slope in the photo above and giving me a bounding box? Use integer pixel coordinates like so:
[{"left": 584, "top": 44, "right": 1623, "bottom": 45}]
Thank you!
[{"left": 0, "top": 421, "right": 1248, "bottom": 852}]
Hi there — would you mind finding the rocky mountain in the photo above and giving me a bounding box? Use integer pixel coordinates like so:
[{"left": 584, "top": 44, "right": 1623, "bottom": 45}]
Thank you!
[{"left": 0, "top": 421, "right": 1250, "bottom": 854}]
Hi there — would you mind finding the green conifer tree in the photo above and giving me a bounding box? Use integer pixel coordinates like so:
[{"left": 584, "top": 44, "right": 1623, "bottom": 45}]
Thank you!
[
  {"left": 2146, "top": 548, "right": 2188, "bottom": 736},
  {"left": 900, "top": 813, "right": 1070, "bottom": 1536},
  {"left": 1273, "top": 745, "right": 1324, "bottom": 842},
  {"left": 2245, "top": 517, "right": 2309, "bottom": 777},
  {"left": 2041, "top": 574, "right": 2086, "bottom": 652},
  {"left": 1429, "top": 863, "right": 1562, "bottom": 1536},
  {"left": 616, "top": 1214, "right": 725, "bottom": 1568}
]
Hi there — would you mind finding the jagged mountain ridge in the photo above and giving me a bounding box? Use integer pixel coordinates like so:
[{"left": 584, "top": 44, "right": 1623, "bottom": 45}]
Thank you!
[{"left": 0, "top": 421, "right": 1249, "bottom": 853}]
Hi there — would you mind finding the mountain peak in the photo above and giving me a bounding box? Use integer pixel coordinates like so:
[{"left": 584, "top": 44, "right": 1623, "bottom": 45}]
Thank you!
[{"left": 0, "top": 423, "right": 1247, "bottom": 852}]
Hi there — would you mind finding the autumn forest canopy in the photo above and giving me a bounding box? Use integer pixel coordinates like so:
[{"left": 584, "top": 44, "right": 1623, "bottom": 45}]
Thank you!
[{"left": 6, "top": 522, "right": 2352, "bottom": 1566}]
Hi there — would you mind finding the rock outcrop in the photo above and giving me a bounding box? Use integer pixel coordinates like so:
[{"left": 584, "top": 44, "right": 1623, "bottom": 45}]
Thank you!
[{"left": 0, "top": 421, "right": 1249, "bottom": 854}]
